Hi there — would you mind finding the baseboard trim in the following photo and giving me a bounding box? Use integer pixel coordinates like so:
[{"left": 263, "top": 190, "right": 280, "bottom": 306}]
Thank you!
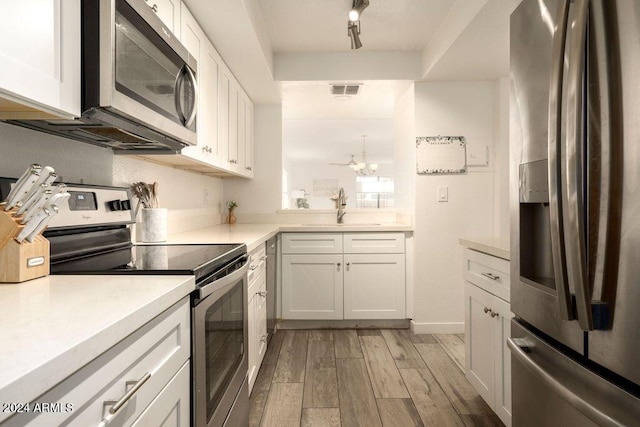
[
  {"left": 410, "top": 321, "right": 464, "bottom": 334},
  {"left": 276, "top": 319, "right": 410, "bottom": 330}
]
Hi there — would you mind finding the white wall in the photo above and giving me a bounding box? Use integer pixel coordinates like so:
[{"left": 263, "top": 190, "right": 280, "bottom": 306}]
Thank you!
[
  {"left": 494, "top": 77, "right": 510, "bottom": 238},
  {"left": 0, "top": 122, "right": 224, "bottom": 234},
  {"left": 223, "top": 104, "right": 283, "bottom": 214},
  {"left": 412, "top": 81, "right": 500, "bottom": 333},
  {"left": 393, "top": 84, "right": 416, "bottom": 216}
]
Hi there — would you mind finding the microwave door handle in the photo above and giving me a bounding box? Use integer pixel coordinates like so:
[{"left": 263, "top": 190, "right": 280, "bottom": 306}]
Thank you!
[
  {"left": 565, "top": 0, "right": 592, "bottom": 331},
  {"left": 183, "top": 65, "right": 198, "bottom": 128},
  {"left": 173, "top": 66, "right": 187, "bottom": 125},
  {"left": 548, "top": 0, "right": 573, "bottom": 321}
]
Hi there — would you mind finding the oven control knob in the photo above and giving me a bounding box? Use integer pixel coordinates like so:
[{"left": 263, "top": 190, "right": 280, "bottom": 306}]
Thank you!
[
  {"left": 108, "top": 200, "right": 122, "bottom": 211},
  {"left": 120, "top": 199, "right": 132, "bottom": 210}
]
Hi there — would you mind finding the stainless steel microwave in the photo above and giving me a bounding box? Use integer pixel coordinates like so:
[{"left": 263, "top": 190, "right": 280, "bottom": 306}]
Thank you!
[{"left": 9, "top": 0, "right": 198, "bottom": 153}]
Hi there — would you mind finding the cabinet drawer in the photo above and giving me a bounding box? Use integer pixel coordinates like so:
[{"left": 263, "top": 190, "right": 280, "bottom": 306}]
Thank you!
[
  {"left": 464, "top": 249, "right": 510, "bottom": 302},
  {"left": 131, "top": 360, "right": 190, "bottom": 426},
  {"left": 3, "top": 298, "right": 190, "bottom": 427},
  {"left": 343, "top": 233, "right": 405, "bottom": 253},
  {"left": 282, "top": 233, "right": 342, "bottom": 254},
  {"left": 248, "top": 243, "right": 267, "bottom": 289},
  {"left": 249, "top": 269, "right": 266, "bottom": 302}
]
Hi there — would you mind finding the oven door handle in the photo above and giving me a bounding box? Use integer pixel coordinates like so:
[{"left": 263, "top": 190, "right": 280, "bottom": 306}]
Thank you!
[{"left": 198, "top": 257, "right": 249, "bottom": 300}]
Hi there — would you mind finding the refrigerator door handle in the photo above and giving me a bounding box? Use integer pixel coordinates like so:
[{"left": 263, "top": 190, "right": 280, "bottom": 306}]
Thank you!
[
  {"left": 507, "top": 337, "right": 621, "bottom": 426},
  {"left": 565, "top": 0, "right": 592, "bottom": 331},
  {"left": 547, "top": 0, "right": 573, "bottom": 321}
]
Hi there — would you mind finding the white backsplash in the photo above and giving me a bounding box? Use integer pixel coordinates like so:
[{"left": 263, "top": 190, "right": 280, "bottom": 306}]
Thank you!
[{"left": 0, "top": 122, "right": 225, "bottom": 235}]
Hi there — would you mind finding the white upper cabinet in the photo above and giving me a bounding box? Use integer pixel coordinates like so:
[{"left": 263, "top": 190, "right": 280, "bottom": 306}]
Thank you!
[
  {"left": 143, "top": 0, "right": 181, "bottom": 35},
  {"left": 137, "top": 2, "right": 254, "bottom": 179},
  {"left": 180, "top": 4, "right": 221, "bottom": 164},
  {"left": 0, "top": 0, "right": 81, "bottom": 119}
]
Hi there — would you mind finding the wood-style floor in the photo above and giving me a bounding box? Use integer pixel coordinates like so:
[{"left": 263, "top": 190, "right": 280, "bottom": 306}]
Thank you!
[{"left": 249, "top": 329, "right": 503, "bottom": 427}]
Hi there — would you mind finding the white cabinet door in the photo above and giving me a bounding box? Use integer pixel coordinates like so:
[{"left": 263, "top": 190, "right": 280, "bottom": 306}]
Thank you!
[
  {"left": 493, "top": 296, "right": 513, "bottom": 426},
  {"left": 464, "top": 281, "right": 513, "bottom": 427},
  {"left": 228, "top": 82, "right": 239, "bottom": 172},
  {"left": 0, "top": 0, "right": 80, "bottom": 118},
  {"left": 218, "top": 70, "right": 231, "bottom": 169},
  {"left": 144, "top": 0, "right": 181, "bottom": 35},
  {"left": 244, "top": 98, "right": 254, "bottom": 177},
  {"left": 282, "top": 254, "right": 343, "bottom": 320},
  {"left": 237, "top": 92, "right": 246, "bottom": 174},
  {"left": 343, "top": 253, "right": 405, "bottom": 319},
  {"left": 247, "top": 292, "right": 257, "bottom": 393},
  {"left": 465, "top": 281, "right": 496, "bottom": 406},
  {"left": 131, "top": 361, "right": 190, "bottom": 427},
  {"left": 179, "top": 6, "right": 222, "bottom": 166}
]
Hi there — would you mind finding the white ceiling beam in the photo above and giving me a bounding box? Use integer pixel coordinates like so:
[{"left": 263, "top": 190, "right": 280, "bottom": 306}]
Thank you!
[
  {"left": 420, "top": 0, "right": 489, "bottom": 80},
  {"left": 183, "top": 0, "right": 281, "bottom": 103},
  {"left": 274, "top": 51, "right": 422, "bottom": 82}
]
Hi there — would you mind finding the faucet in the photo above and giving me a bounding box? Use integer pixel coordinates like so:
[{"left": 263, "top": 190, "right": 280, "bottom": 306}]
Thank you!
[{"left": 337, "top": 187, "right": 347, "bottom": 224}]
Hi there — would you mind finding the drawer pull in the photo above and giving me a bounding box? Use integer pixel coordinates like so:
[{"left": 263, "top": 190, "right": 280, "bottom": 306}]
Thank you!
[
  {"left": 490, "top": 311, "right": 500, "bottom": 318},
  {"left": 257, "top": 290, "right": 268, "bottom": 297},
  {"left": 481, "top": 272, "right": 500, "bottom": 281},
  {"left": 483, "top": 307, "right": 491, "bottom": 314},
  {"left": 108, "top": 372, "right": 151, "bottom": 414}
]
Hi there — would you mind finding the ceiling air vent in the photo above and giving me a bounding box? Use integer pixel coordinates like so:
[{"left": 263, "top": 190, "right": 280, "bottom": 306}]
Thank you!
[{"left": 330, "top": 84, "right": 361, "bottom": 96}]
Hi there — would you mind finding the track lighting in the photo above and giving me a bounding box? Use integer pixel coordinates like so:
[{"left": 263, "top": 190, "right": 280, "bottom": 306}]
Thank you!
[
  {"left": 348, "top": 0, "right": 368, "bottom": 49},
  {"left": 348, "top": 21, "right": 362, "bottom": 50},
  {"left": 349, "top": 0, "right": 369, "bottom": 22}
]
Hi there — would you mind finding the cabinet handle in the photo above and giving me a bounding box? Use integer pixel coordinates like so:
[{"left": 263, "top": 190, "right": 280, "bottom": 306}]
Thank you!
[
  {"left": 346, "top": 262, "right": 351, "bottom": 271},
  {"left": 490, "top": 311, "right": 500, "bottom": 318},
  {"left": 107, "top": 372, "right": 151, "bottom": 414},
  {"left": 337, "top": 262, "right": 341, "bottom": 272},
  {"left": 259, "top": 255, "right": 268, "bottom": 261},
  {"left": 481, "top": 272, "right": 500, "bottom": 281},
  {"left": 483, "top": 307, "right": 491, "bottom": 314},
  {"left": 257, "top": 290, "right": 268, "bottom": 297},
  {"left": 260, "top": 335, "right": 268, "bottom": 343}
]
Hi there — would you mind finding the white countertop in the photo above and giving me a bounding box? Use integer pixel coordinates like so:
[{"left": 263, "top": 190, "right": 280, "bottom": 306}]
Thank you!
[
  {"left": 0, "top": 274, "right": 194, "bottom": 422},
  {"left": 0, "top": 222, "right": 411, "bottom": 419},
  {"left": 459, "top": 236, "right": 510, "bottom": 260},
  {"left": 160, "top": 223, "right": 413, "bottom": 252}
]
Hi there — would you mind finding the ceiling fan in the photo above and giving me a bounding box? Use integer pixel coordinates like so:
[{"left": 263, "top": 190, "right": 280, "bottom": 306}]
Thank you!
[{"left": 329, "top": 154, "right": 358, "bottom": 168}]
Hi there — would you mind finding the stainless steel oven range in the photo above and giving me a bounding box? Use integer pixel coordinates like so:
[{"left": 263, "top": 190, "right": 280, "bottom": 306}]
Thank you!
[{"left": 0, "top": 179, "right": 249, "bottom": 426}]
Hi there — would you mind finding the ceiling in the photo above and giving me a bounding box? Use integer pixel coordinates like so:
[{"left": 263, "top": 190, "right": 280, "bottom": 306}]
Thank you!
[
  {"left": 183, "top": 0, "right": 521, "bottom": 164},
  {"left": 258, "top": 0, "right": 455, "bottom": 53}
]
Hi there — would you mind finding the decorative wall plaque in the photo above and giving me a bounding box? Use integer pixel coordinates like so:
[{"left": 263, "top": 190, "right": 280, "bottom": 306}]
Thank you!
[{"left": 416, "top": 136, "right": 467, "bottom": 174}]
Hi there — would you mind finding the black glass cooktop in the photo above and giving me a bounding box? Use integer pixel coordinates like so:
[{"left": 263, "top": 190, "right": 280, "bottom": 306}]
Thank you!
[{"left": 50, "top": 243, "right": 247, "bottom": 283}]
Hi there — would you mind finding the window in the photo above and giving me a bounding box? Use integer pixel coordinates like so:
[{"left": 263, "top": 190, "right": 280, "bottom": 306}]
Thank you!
[{"left": 356, "top": 176, "right": 394, "bottom": 208}]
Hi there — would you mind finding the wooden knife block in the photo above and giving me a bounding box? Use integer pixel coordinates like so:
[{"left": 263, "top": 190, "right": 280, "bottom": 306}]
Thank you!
[{"left": 0, "top": 210, "right": 50, "bottom": 283}]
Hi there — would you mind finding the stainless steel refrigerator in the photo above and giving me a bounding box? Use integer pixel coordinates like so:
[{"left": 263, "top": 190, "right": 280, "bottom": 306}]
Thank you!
[{"left": 510, "top": 0, "right": 640, "bottom": 425}]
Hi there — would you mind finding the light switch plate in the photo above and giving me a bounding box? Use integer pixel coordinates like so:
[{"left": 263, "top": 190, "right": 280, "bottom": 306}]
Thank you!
[{"left": 437, "top": 186, "right": 448, "bottom": 202}]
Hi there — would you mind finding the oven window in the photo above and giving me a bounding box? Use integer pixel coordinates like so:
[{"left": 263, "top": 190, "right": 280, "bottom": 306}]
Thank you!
[{"left": 204, "top": 280, "right": 245, "bottom": 420}]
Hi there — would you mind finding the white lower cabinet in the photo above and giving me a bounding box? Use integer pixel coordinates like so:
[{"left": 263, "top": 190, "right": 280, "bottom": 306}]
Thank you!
[
  {"left": 131, "top": 361, "right": 190, "bottom": 427},
  {"left": 282, "top": 253, "right": 344, "bottom": 320},
  {"left": 281, "top": 233, "right": 406, "bottom": 320},
  {"left": 464, "top": 249, "right": 512, "bottom": 427},
  {"left": 2, "top": 297, "right": 191, "bottom": 427},
  {"left": 343, "top": 253, "right": 405, "bottom": 319},
  {"left": 248, "top": 244, "right": 268, "bottom": 394}
]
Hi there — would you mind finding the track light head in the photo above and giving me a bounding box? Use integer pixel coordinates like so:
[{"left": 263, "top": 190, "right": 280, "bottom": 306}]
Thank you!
[
  {"left": 349, "top": 0, "right": 369, "bottom": 22},
  {"left": 348, "top": 21, "right": 362, "bottom": 49}
]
